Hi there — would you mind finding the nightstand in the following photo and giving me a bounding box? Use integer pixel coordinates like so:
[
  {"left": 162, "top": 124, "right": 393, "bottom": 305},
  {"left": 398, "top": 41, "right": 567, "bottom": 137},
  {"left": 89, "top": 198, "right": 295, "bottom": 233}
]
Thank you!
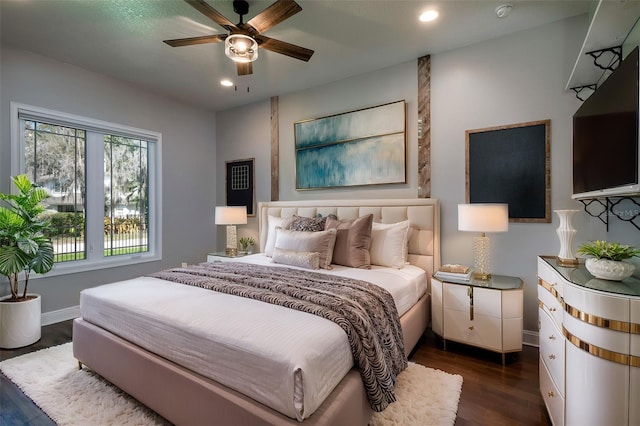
[
  {"left": 431, "top": 274, "right": 523, "bottom": 365},
  {"left": 206, "top": 252, "right": 248, "bottom": 262}
]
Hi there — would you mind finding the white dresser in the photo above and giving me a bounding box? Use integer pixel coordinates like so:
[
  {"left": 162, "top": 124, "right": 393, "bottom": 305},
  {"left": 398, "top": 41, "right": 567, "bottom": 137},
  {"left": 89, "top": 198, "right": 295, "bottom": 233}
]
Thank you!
[
  {"left": 538, "top": 255, "right": 640, "bottom": 426},
  {"left": 431, "top": 274, "right": 523, "bottom": 365}
]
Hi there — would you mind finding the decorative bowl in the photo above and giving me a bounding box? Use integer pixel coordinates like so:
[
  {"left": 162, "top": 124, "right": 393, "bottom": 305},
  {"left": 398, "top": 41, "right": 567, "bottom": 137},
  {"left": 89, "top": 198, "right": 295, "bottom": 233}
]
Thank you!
[{"left": 585, "top": 258, "right": 635, "bottom": 281}]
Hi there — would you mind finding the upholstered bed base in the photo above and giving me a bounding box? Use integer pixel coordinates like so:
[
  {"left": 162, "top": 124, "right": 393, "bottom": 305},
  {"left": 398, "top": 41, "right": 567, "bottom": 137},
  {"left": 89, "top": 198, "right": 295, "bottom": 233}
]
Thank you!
[
  {"left": 73, "top": 292, "right": 430, "bottom": 426},
  {"left": 74, "top": 198, "right": 440, "bottom": 424}
]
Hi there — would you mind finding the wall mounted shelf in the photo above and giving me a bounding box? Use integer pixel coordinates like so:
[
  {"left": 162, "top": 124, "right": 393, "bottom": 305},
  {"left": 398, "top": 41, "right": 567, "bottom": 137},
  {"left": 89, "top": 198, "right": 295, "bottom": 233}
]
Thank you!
[
  {"left": 566, "top": 1, "right": 640, "bottom": 100},
  {"left": 578, "top": 196, "right": 640, "bottom": 232}
]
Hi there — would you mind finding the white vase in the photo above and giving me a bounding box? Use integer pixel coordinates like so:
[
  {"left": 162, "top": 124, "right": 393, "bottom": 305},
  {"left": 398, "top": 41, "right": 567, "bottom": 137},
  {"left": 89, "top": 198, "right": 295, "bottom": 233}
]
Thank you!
[
  {"left": 555, "top": 210, "right": 579, "bottom": 266},
  {"left": 0, "top": 294, "right": 41, "bottom": 349},
  {"left": 585, "top": 258, "right": 635, "bottom": 281}
]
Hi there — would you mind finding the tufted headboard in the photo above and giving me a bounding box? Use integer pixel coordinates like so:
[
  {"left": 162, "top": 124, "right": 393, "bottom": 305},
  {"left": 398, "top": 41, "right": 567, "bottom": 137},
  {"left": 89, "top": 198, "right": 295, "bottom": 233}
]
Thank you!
[{"left": 258, "top": 198, "right": 441, "bottom": 280}]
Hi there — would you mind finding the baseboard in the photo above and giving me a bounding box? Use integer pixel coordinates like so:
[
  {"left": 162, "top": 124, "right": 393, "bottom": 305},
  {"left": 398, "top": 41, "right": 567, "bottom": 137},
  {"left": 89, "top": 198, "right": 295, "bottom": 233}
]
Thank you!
[
  {"left": 42, "top": 305, "right": 80, "bottom": 326},
  {"left": 522, "top": 329, "right": 539, "bottom": 347}
]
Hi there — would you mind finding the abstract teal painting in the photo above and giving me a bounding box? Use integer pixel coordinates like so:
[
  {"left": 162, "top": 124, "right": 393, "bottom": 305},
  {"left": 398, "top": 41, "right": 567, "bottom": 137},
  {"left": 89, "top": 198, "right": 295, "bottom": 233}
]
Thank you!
[{"left": 294, "top": 100, "right": 406, "bottom": 189}]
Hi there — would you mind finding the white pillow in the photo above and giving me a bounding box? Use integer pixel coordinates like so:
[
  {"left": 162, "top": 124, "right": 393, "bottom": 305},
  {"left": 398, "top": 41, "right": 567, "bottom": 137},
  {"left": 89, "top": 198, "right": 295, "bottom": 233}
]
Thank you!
[
  {"left": 370, "top": 220, "right": 411, "bottom": 268},
  {"left": 274, "top": 228, "right": 337, "bottom": 269},
  {"left": 264, "top": 215, "right": 293, "bottom": 257}
]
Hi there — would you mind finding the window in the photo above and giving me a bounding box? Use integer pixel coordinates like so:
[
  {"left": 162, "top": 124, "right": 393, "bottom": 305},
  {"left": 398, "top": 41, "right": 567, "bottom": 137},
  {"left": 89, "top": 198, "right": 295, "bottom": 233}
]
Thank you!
[{"left": 11, "top": 103, "right": 162, "bottom": 276}]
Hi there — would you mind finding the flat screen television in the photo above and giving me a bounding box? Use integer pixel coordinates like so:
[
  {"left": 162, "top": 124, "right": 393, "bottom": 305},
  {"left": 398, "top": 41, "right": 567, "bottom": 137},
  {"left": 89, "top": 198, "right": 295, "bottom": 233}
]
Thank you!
[{"left": 572, "top": 45, "right": 640, "bottom": 199}]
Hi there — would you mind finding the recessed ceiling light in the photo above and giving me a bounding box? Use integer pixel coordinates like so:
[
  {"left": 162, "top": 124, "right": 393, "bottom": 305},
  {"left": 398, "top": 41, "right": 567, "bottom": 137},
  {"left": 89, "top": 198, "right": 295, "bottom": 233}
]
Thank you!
[
  {"left": 419, "top": 10, "right": 439, "bottom": 23},
  {"left": 220, "top": 79, "right": 234, "bottom": 87}
]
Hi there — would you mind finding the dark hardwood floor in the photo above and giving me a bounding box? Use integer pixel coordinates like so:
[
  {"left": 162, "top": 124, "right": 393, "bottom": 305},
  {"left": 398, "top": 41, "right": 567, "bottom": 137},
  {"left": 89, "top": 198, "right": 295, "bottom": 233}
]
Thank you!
[
  {"left": 0, "top": 320, "right": 550, "bottom": 425},
  {"left": 411, "top": 332, "right": 551, "bottom": 426}
]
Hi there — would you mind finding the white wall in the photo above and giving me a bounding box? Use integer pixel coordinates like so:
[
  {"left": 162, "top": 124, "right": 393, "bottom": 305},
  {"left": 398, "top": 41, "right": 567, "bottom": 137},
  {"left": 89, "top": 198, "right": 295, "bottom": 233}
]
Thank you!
[
  {"left": 279, "top": 61, "right": 420, "bottom": 201},
  {"left": 215, "top": 99, "right": 271, "bottom": 248},
  {"left": 0, "top": 46, "right": 217, "bottom": 314},
  {"left": 216, "top": 15, "right": 601, "bottom": 335},
  {"left": 432, "top": 16, "right": 593, "bottom": 335}
]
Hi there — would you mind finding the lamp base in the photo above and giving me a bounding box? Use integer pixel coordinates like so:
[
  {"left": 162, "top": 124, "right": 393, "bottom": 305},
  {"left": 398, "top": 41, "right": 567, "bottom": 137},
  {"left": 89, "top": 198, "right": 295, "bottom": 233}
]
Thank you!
[
  {"left": 225, "top": 225, "right": 238, "bottom": 257},
  {"left": 472, "top": 234, "right": 492, "bottom": 281}
]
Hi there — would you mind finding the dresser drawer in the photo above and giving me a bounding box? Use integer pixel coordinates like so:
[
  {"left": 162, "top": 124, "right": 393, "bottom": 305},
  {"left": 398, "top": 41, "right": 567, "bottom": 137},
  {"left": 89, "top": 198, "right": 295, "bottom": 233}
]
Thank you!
[
  {"left": 443, "top": 309, "right": 502, "bottom": 351},
  {"left": 538, "top": 257, "right": 563, "bottom": 298},
  {"left": 538, "top": 281, "right": 563, "bottom": 327},
  {"left": 539, "top": 306, "right": 565, "bottom": 395},
  {"left": 443, "top": 283, "right": 501, "bottom": 318},
  {"left": 540, "top": 354, "right": 564, "bottom": 426}
]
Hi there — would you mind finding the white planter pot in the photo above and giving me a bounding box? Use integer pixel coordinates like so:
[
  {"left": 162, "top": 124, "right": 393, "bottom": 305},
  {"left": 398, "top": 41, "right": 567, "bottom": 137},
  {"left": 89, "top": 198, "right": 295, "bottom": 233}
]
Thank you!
[
  {"left": 0, "top": 294, "right": 41, "bottom": 349},
  {"left": 585, "top": 258, "right": 635, "bottom": 281}
]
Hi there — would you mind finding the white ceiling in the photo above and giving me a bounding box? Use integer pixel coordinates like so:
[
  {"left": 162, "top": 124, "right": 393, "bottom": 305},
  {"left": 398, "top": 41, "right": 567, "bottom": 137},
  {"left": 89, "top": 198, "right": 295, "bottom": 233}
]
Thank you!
[{"left": 0, "top": 0, "right": 593, "bottom": 112}]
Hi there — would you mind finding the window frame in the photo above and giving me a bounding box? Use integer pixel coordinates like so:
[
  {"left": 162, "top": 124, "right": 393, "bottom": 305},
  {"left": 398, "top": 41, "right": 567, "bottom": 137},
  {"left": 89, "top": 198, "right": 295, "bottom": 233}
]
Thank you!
[{"left": 10, "top": 102, "right": 162, "bottom": 278}]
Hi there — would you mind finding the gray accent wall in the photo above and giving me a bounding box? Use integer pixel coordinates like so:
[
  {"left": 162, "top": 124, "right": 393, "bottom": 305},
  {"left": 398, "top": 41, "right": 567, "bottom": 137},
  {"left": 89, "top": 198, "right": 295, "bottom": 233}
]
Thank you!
[
  {"left": 0, "top": 46, "right": 217, "bottom": 314},
  {"left": 215, "top": 15, "right": 622, "bottom": 335}
]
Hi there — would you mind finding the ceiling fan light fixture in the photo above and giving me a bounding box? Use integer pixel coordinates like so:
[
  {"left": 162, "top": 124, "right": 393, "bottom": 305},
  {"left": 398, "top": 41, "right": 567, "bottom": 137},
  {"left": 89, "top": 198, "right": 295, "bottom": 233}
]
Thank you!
[{"left": 225, "top": 34, "right": 258, "bottom": 63}]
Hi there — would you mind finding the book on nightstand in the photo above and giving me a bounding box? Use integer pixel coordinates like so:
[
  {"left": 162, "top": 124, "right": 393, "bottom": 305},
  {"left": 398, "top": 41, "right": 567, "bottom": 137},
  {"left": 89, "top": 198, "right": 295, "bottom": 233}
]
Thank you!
[{"left": 434, "top": 264, "right": 473, "bottom": 281}]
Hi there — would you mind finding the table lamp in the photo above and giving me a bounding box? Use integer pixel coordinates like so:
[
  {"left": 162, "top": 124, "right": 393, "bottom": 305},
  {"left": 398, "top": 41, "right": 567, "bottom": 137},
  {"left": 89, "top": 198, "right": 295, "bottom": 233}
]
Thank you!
[
  {"left": 215, "top": 206, "right": 247, "bottom": 256},
  {"left": 458, "top": 203, "right": 509, "bottom": 280}
]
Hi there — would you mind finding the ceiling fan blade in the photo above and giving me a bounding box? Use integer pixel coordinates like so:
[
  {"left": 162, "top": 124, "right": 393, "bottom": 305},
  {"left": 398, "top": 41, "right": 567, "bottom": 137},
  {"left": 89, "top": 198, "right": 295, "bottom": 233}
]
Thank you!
[
  {"left": 163, "top": 34, "right": 227, "bottom": 47},
  {"left": 255, "top": 35, "right": 314, "bottom": 62},
  {"left": 237, "top": 62, "right": 253, "bottom": 76},
  {"left": 246, "top": 0, "right": 302, "bottom": 34},
  {"left": 185, "top": 0, "right": 238, "bottom": 31}
]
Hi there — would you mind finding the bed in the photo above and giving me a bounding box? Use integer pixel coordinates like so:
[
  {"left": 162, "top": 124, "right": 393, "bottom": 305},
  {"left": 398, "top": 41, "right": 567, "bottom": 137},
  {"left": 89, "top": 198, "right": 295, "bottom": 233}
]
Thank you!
[{"left": 73, "top": 198, "right": 441, "bottom": 425}]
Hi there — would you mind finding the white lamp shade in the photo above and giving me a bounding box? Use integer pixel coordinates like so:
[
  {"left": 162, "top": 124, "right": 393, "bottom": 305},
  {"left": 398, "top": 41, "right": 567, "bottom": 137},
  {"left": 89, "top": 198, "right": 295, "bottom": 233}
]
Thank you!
[
  {"left": 458, "top": 203, "right": 509, "bottom": 233},
  {"left": 215, "top": 206, "right": 247, "bottom": 225}
]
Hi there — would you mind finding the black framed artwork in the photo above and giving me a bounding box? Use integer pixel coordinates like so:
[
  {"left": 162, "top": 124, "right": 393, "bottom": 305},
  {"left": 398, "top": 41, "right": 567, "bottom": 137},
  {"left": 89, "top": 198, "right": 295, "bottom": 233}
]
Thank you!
[
  {"left": 225, "top": 158, "right": 255, "bottom": 217},
  {"left": 465, "top": 120, "right": 550, "bottom": 223}
]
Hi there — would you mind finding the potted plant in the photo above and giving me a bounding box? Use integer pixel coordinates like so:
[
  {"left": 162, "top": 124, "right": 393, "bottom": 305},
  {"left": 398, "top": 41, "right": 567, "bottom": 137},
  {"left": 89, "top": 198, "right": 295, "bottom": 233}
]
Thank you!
[
  {"left": 0, "top": 174, "right": 55, "bottom": 348},
  {"left": 239, "top": 236, "right": 255, "bottom": 254},
  {"left": 577, "top": 240, "right": 640, "bottom": 281}
]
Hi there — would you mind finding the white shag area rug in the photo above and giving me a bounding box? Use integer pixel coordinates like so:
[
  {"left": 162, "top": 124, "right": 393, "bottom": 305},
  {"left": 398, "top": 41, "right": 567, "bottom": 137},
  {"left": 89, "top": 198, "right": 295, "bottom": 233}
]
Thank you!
[{"left": 1, "top": 343, "right": 462, "bottom": 426}]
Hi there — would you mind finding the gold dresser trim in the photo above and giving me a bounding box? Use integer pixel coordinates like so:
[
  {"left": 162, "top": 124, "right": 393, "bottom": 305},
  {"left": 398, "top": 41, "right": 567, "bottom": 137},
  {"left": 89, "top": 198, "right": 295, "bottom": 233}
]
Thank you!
[
  {"left": 563, "top": 327, "right": 630, "bottom": 366},
  {"left": 538, "top": 278, "right": 561, "bottom": 299},
  {"left": 563, "top": 303, "right": 631, "bottom": 333}
]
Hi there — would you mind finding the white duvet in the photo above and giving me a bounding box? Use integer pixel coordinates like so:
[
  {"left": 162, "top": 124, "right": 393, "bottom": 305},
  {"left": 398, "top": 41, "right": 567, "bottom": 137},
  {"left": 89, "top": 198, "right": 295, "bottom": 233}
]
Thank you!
[{"left": 80, "top": 254, "right": 426, "bottom": 421}]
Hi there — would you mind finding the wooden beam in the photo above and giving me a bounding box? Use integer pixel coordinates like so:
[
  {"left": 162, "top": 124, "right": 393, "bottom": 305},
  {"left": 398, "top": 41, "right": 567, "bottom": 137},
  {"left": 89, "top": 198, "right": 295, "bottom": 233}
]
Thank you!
[
  {"left": 270, "top": 96, "right": 279, "bottom": 201},
  {"left": 417, "top": 55, "right": 431, "bottom": 198}
]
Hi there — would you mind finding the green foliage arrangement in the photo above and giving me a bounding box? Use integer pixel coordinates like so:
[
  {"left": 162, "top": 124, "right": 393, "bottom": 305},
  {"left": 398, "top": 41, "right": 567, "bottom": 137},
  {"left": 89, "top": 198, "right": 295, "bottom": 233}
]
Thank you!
[
  {"left": 577, "top": 240, "right": 640, "bottom": 261},
  {"left": 0, "top": 175, "right": 55, "bottom": 301},
  {"left": 239, "top": 236, "right": 255, "bottom": 251}
]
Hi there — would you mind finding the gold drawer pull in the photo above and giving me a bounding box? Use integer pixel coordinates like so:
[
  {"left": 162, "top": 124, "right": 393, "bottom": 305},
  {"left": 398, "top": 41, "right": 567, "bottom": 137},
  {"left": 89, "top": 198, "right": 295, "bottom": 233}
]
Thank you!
[
  {"left": 548, "top": 391, "right": 555, "bottom": 398},
  {"left": 549, "top": 335, "right": 556, "bottom": 340},
  {"left": 549, "top": 307, "right": 556, "bottom": 312},
  {"left": 548, "top": 354, "right": 556, "bottom": 360},
  {"left": 468, "top": 326, "right": 474, "bottom": 330}
]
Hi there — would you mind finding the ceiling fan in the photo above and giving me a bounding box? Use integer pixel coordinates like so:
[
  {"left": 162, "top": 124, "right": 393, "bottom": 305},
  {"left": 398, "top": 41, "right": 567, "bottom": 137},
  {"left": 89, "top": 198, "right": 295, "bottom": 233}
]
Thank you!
[{"left": 164, "top": 0, "right": 314, "bottom": 76}]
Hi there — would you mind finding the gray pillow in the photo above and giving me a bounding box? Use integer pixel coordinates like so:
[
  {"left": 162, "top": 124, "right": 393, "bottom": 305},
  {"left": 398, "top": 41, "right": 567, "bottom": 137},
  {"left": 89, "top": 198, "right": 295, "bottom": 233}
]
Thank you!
[{"left": 325, "top": 214, "right": 373, "bottom": 269}]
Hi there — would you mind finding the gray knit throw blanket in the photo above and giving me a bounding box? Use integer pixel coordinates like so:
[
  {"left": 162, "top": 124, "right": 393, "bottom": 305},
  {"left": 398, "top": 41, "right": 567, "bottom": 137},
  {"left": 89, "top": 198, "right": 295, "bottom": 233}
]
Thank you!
[{"left": 150, "top": 261, "right": 407, "bottom": 412}]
